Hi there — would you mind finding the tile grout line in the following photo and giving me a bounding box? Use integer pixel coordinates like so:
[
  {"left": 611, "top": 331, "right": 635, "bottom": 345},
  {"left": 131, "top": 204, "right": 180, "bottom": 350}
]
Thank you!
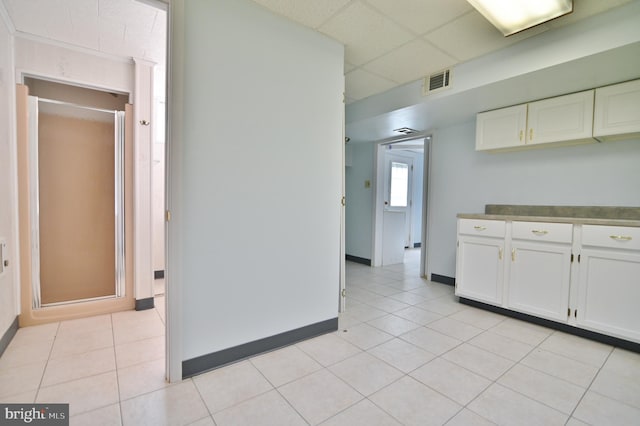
[
  {"left": 467, "top": 330, "right": 571, "bottom": 422},
  {"left": 190, "top": 376, "right": 217, "bottom": 424},
  {"left": 565, "top": 346, "right": 615, "bottom": 425},
  {"left": 111, "top": 312, "right": 125, "bottom": 426},
  {"left": 32, "top": 322, "right": 61, "bottom": 403}
]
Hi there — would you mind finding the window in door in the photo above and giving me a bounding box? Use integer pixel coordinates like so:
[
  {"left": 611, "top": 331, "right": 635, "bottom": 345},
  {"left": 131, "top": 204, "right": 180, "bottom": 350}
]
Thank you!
[{"left": 389, "top": 161, "right": 409, "bottom": 207}]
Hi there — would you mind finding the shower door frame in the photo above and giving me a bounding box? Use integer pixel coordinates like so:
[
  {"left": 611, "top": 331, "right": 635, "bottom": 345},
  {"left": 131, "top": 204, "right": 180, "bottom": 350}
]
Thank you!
[{"left": 28, "top": 96, "right": 127, "bottom": 308}]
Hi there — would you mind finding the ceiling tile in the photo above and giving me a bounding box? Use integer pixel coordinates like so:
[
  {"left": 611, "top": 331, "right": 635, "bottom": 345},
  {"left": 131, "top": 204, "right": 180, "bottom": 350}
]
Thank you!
[
  {"left": 67, "top": 0, "right": 98, "bottom": 18},
  {"left": 99, "top": 0, "right": 155, "bottom": 30},
  {"left": 48, "top": 14, "right": 100, "bottom": 51},
  {"left": 363, "top": 39, "right": 456, "bottom": 85},
  {"left": 344, "top": 61, "right": 357, "bottom": 73},
  {"left": 547, "top": 0, "right": 633, "bottom": 28},
  {"left": 424, "top": 11, "right": 544, "bottom": 62},
  {"left": 365, "top": 0, "right": 472, "bottom": 35},
  {"left": 4, "top": 0, "right": 52, "bottom": 36},
  {"left": 345, "top": 68, "right": 397, "bottom": 101},
  {"left": 250, "top": 0, "right": 350, "bottom": 29},
  {"left": 319, "top": 1, "right": 414, "bottom": 65}
]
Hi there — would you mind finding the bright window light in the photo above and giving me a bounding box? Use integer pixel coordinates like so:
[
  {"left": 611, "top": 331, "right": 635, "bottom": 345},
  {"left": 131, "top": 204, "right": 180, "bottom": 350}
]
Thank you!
[
  {"left": 467, "top": 0, "right": 573, "bottom": 36},
  {"left": 389, "top": 162, "right": 409, "bottom": 207}
]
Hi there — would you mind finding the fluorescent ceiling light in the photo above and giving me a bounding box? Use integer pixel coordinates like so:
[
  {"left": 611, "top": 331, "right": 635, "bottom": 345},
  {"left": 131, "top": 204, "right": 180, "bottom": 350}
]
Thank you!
[{"left": 467, "top": 0, "right": 573, "bottom": 36}]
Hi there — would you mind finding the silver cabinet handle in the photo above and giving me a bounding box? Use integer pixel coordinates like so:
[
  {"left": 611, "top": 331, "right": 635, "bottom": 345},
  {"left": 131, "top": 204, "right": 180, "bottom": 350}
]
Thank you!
[
  {"left": 498, "top": 248, "right": 503, "bottom": 260},
  {"left": 531, "top": 229, "right": 548, "bottom": 236},
  {"left": 610, "top": 235, "right": 632, "bottom": 241},
  {"left": 474, "top": 225, "right": 487, "bottom": 231}
]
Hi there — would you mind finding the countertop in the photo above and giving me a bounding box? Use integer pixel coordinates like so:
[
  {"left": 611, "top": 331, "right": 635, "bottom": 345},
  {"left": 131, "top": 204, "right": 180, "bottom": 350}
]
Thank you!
[{"left": 457, "top": 213, "right": 640, "bottom": 227}]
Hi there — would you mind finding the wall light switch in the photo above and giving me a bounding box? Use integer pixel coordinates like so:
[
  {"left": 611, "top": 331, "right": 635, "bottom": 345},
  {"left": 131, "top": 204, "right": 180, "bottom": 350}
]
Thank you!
[{"left": 364, "top": 180, "right": 371, "bottom": 188}]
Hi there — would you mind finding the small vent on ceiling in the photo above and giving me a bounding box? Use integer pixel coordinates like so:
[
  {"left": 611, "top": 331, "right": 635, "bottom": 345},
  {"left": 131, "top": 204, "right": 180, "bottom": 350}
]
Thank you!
[
  {"left": 424, "top": 69, "right": 452, "bottom": 95},
  {"left": 393, "top": 127, "right": 418, "bottom": 135}
]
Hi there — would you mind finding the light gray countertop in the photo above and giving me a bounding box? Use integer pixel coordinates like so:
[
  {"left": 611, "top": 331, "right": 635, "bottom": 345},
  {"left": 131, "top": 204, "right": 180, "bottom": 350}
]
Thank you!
[{"left": 457, "top": 213, "right": 640, "bottom": 228}]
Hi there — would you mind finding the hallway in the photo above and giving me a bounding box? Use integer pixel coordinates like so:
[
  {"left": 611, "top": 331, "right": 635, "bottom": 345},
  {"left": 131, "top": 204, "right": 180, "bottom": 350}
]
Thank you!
[{"left": 1, "top": 251, "right": 639, "bottom": 425}]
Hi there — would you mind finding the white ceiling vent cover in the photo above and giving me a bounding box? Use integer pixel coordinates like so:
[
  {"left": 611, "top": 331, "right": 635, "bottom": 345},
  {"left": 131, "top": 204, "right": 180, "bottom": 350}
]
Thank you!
[{"left": 424, "top": 69, "right": 451, "bottom": 95}]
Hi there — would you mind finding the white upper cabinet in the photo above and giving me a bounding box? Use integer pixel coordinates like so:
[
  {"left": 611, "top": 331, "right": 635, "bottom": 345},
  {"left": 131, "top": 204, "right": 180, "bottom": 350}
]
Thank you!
[
  {"left": 593, "top": 79, "right": 640, "bottom": 141},
  {"left": 476, "top": 90, "right": 595, "bottom": 152},
  {"left": 526, "top": 90, "right": 595, "bottom": 147},
  {"left": 475, "top": 105, "right": 527, "bottom": 151}
]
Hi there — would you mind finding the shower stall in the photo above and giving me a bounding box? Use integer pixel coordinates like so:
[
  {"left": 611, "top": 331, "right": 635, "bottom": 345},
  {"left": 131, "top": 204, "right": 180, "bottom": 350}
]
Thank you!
[
  {"left": 28, "top": 97, "right": 126, "bottom": 307},
  {"left": 16, "top": 83, "right": 135, "bottom": 325}
]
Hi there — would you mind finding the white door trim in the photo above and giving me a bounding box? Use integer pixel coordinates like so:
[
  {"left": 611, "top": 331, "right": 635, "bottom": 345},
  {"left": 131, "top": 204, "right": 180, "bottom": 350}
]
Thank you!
[
  {"left": 372, "top": 136, "right": 430, "bottom": 275},
  {"left": 166, "top": 0, "right": 183, "bottom": 383}
]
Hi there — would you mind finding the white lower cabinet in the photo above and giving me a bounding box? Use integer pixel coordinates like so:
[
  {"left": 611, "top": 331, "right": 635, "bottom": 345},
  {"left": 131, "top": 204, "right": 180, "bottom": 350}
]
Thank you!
[
  {"left": 456, "top": 218, "right": 640, "bottom": 344},
  {"left": 507, "top": 221, "right": 573, "bottom": 322},
  {"left": 575, "top": 225, "right": 640, "bottom": 342},
  {"left": 455, "top": 220, "right": 505, "bottom": 305},
  {"left": 508, "top": 240, "right": 572, "bottom": 322},
  {"left": 456, "top": 237, "right": 504, "bottom": 305}
]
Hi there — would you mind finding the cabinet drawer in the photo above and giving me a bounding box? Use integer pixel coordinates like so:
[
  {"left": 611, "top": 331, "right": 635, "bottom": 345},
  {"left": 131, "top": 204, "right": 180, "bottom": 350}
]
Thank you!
[
  {"left": 582, "top": 225, "right": 640, "bottom": 251},
  {"left": 459, "top": 219, "right": 505, "bottom": 238},
  {"left": 512, "top": 221, "right": 573, "bottom": 243}
]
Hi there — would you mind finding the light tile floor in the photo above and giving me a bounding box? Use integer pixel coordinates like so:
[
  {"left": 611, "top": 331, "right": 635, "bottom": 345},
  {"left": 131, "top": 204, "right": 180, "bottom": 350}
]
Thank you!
[{"left": 2, "top": 249, "right": 640, "bottom": 425}]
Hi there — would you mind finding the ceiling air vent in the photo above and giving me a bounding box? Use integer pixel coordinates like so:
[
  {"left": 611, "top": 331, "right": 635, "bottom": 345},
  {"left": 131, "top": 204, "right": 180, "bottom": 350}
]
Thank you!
[
  {"left": 424, "top": 69, "right": 452, "bottom": 95},
  {"left": 393, "top": 127, "right": 419, "bottom": 135}
]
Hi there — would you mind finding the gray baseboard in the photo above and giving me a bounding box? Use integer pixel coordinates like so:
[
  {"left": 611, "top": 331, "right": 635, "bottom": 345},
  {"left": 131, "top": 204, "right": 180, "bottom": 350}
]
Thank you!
[
  {"left": 0, "top": 316, "right": 18, "bottom": 358},
  {"left": 135, "top": 297, "right": 155, "bottom": 311},
  {"left": 345, "top": 255, "right": 371, "bottom": 266},
  {"left": 431, "top": 274, "right": 455, "bottom": 286},
  {"left": 460, "top": 297, "right": 640, "bottom": 353},
  {"left": 182, "top": 317, "right": 338, "bottom": 379}
]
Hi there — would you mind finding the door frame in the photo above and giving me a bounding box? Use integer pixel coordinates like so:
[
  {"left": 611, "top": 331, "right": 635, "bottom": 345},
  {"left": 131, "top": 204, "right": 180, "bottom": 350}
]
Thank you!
[
  {"left": 372, "top": 135, "right": 431, "bottom": 277},
  {"left": 27, "top": 96, "right": 126, "bottom": 308}
]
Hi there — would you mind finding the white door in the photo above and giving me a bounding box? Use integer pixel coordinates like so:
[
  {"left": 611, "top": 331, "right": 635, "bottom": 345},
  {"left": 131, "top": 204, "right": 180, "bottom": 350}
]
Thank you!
[
  {"left": 383, "top": 152, "right": 413, "bottom": 248},
  {"left": 576, "top": 248, "right": 640, "bottom": 342},
  {"left": 508, "top": 242, "right": 572, "bottom": 322},
  {"left": 456, "top": 236, "right": 504, "bottom": 305}
]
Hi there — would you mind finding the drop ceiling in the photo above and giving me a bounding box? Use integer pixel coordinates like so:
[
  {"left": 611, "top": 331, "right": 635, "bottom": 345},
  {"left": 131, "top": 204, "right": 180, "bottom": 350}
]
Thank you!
[
  {"left": 250, "top": 0, "right": 634, "bottom": 103},
  {"left": 0, "top": 0, "right": 633, "bottom": 104},
  {"left": 0, "top": 0, "right": 166, "bottom": 65}
]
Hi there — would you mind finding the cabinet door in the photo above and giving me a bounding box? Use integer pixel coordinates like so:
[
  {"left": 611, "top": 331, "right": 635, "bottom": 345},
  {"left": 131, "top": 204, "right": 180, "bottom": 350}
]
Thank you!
[
  {"left": 593, "top": 79, "right": 640, "bottom": 141},
  {"left": 576, "top": 249, "right": 640, "bottom": 343},
  {"left": 508, "top": 241, "right": 572, "bottom": 322},
  {"left": 456, "top": 236, "right": 504, "bottom": 305},
  {"left": 475, "top": 104, "right": 527, "bottom": 151},
  {"left": 527, "top": 90, "right": 594, "bottom": 146}
]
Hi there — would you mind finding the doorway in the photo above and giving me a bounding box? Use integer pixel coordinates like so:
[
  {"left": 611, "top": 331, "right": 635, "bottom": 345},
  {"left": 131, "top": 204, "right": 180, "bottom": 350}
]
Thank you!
[
  {"left": 373, "top": 137, "right": 429, "bottom": 275},
  {"left": 16, "top": 80, "right": 136, "bottom": 325}
]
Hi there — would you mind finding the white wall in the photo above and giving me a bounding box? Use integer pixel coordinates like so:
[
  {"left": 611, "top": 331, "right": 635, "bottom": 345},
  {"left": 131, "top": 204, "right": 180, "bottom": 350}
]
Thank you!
[
  {"left": 345, "top": 145, "right": 423, "bottom": 259},
  {"left": 428, "top": 122, "right": 640, "bottom": 278},
  {"left": 0, "top": 9, "right": 17, "bottom": 338},
  {"left": 14, "top": 37, "right": 134, "bottom": 94},
  {"left": 345, "top": 142, "right": 374, "bottom": 260},
  {"left": 170, "top": 0, "right": 344, "bottom": 361}
]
